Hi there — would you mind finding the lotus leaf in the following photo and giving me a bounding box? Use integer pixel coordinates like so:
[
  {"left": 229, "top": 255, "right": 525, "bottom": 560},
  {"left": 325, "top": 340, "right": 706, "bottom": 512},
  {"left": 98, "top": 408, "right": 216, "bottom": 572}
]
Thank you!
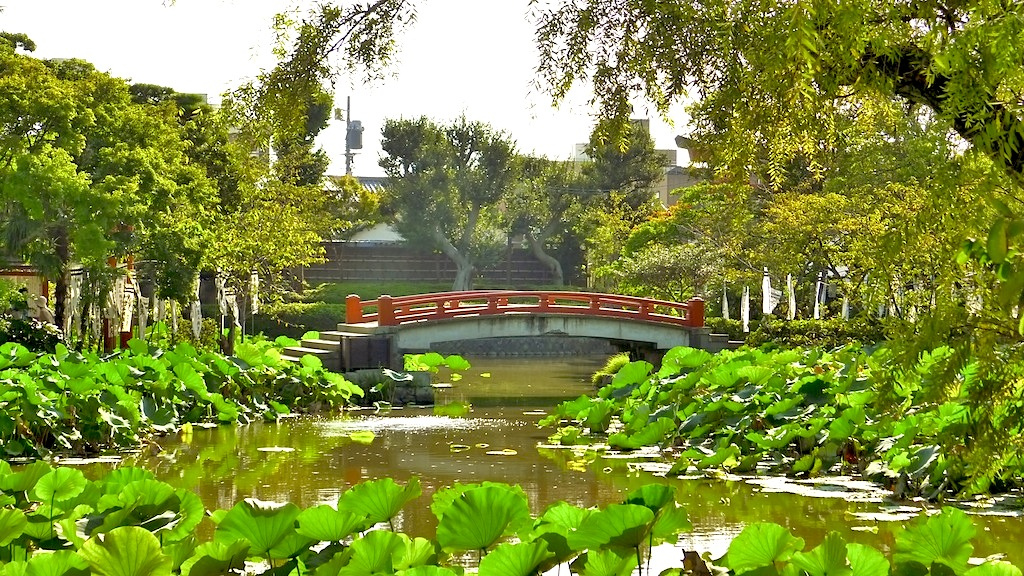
[
  {"left": 396, "top": 536, "right": 439, "bottom": 570},
  {"left": 610, "top": 361, "right": 653, "bottom": 388},
  {"left": 1, "top": 461, "right": 53, "bottom": 494},
  {"left": 478, "top": 540, "right": 553, "bottom": 576},
  {"left": 31, "top": 468, "right": 87, "bottom": 505},
  {"left": 435, "top": 485, "right": 531, "bottom": 552},
  {"left": 338, "top": 477, "right": 421, "bottom": 528},
  {"left": 894, "top": 507, "right": 974, "bottom": 575},
  {"left": 727, "top": 523, "right": 805, "bottom": 575},
  {"left": 79, "top": 526, "right": 172, "bottom": 576},
  {"left": 397, "top": 567, "right": 461, "bottom": 576},
  {"left": 566, "top": 504, "right": 655, "bottom": 551},
  {"left": 338, "top": 529, "right": 406, "bottom": 576},
  {"left": 791, "top": 532, "right": 851, "bottom": 576},
  {"left": 846, "top": 543, "right": 890, "bottom": 576},
  {"left": 23, "top": 549, "right": 89, "bottom": 576},
  {"left": 0, "top": 508, "right": 27, "bottom": 547},
  {"left": 178, "top": 540, "right": 250, "bottom": 576},
  {"left": 964, "top": 563, "right": 1023, "bottom": 576},
  {"left": 296, "top": 505, "right": 367, "bottom": 542},
  {"left": 571, "top": 549, "right": 639, "bottom": 576},
  {"left": 214, "top": 499, "right": 306, "bottom": 558}
]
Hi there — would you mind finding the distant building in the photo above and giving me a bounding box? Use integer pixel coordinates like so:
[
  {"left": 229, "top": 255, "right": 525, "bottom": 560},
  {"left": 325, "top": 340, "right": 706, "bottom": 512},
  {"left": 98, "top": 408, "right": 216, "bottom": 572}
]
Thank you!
[{"left": 574, "top": 118, "right": 702, "bottom": 208}]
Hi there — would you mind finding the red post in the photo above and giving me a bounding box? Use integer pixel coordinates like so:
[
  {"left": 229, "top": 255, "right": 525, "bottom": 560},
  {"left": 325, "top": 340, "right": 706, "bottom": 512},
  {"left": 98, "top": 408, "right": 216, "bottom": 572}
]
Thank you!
[
  {"left": 378, "top": 295, "right": 396, "bottom": 326},
  {"left": 346, "top": 294, "right": 363, "bottom": 323},
  {"left": 686, "top": 297, "right": 705, "bottom": 327}
]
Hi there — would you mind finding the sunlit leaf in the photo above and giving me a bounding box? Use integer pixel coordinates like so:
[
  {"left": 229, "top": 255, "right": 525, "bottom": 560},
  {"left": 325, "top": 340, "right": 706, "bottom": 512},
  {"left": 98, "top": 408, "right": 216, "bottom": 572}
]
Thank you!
[
  {"left": 566, "top": 504, "right": 654, "bottom": 551},
  {"left": 435, "top": 485, "right": 532, "bottom": 552},
  {"left": 296, "top": 505, "right": 367, "bottom": 542},
  {"left": 792, "top": 532, "right": 851, "bottom": 576},
  {"left": 79, "top": 526, "right": 172, "bottom": 576},
  {"left": 338, "top": 476, "right": 421, "bottom": 528},
  {"left": 478, "top": 540, "right": 553, "bottom": 576},
  {"left": 727, "top": 523, "right": 805, "bottom": 574},
  {"left": 894, "top": 508, "right": 975, "bottom": 574}
]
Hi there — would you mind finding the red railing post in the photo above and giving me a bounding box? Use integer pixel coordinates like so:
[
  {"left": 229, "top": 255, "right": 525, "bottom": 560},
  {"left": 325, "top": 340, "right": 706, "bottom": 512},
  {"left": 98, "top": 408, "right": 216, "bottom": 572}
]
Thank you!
[
  {"left": 686, "top": 297, "right": 705, "bottom": 327},
  {"left": 379, "top": 295, "right": 396, "bottom": 326},
  {"left": 346, "top": 294, "right": 363, "bottom": 323}
]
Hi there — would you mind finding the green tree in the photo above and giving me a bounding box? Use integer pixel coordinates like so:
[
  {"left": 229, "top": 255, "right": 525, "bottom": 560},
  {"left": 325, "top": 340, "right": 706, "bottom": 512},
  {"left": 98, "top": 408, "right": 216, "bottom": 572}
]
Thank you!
[
  {"left": 380, "top": 116, "right": 518, "bottom": 291},
  {"left": 502, "top": 157, "right": 588, "bottom": 286}
]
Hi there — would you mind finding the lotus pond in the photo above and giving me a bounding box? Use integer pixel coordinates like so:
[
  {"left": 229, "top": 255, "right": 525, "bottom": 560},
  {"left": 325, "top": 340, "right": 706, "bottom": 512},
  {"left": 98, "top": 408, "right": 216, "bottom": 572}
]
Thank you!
[{"left": 56, "top": 356, "right": 1024, "bottom": 567}]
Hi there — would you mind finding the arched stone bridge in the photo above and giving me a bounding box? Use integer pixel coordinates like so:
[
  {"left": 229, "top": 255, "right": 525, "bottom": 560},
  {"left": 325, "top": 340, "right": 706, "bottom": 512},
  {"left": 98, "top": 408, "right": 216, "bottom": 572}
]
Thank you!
[{"left": 282, "top": 291, "right": 739, "bottom": 371}]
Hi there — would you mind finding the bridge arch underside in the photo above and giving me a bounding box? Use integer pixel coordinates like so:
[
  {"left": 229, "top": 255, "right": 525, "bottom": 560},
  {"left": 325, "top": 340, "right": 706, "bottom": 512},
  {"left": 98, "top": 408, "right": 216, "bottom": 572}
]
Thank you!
[{"left": 387, "top": 314, "right": 695, "bottom": 356}]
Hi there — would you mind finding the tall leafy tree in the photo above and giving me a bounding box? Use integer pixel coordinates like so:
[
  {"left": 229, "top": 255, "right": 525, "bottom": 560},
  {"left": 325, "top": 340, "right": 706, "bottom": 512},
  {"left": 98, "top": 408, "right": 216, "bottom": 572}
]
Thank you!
[{"left": 380, "top": 116, "right": 518, "bottom": 290}]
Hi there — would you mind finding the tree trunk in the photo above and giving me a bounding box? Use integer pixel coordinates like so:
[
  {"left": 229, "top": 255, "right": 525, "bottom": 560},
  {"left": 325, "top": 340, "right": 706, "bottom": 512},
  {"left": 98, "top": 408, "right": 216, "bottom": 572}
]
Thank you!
[
  {"left": 525, "top": 229, "right": 564, "bottom": 286},
  {"left": 433, "top": 228, "right": 475, "bottom": 291},
  {"left": 53, "top": 226, "right": 69, "bottom": 332}
]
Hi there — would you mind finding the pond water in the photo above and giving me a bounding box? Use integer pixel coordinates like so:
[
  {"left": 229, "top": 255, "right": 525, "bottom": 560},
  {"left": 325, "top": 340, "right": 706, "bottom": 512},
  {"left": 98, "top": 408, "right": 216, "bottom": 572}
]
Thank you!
[{"left": 71, "top": 357, "right": 1024, "bottom": 567}]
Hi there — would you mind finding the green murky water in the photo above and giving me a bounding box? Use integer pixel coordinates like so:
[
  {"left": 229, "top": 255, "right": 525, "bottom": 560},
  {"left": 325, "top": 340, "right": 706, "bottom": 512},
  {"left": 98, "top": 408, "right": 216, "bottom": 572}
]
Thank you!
[{"left": 69, "top": 357, "right": 1024, "bottom": 566}]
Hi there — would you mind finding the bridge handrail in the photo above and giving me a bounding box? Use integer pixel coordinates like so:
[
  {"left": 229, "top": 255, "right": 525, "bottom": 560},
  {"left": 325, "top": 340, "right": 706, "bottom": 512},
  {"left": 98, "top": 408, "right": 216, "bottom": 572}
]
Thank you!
[{"left": 345, "top": 290, "right": 705, "bottom": 328}]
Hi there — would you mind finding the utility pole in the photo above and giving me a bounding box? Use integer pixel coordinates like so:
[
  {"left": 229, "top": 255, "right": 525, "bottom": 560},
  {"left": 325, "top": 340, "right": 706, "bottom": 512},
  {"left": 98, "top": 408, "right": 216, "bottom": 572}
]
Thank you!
[{"left": 339, "top": 96, "right": 363, "bottom": 176}]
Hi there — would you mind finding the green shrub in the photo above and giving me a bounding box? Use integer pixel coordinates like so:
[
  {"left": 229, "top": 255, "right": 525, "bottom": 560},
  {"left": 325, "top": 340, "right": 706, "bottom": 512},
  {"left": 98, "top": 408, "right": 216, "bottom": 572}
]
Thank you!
[
  {"left": 0, "top": 278, "right": 28, "bottom": 314},
  {"left": 591, "top": 352, "right": 631, "bottom": 384},
  {"left": 0, "top": 315, "right": 65, "bottom": 352},
  {"left": 253, "top": 302, "right": 346, "bottom": 338},
  {"left": 704, "top": 316, "right": 750, "bottom": 340},
  {"left": 747, "top": 314, "right": 886, "bottom": 349}
]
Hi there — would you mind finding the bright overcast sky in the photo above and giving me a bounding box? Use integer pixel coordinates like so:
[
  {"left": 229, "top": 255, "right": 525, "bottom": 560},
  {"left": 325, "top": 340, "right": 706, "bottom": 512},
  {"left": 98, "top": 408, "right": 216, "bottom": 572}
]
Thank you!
[{"left": 3, "top": 0, "right": 689, "bottom": 177}]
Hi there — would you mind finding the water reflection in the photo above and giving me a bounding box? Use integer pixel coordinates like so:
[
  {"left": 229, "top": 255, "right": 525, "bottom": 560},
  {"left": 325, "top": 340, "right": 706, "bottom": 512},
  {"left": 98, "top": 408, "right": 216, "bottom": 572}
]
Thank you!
[{"left": 72, "top": 356, "right": 1023, "bottom": 566}]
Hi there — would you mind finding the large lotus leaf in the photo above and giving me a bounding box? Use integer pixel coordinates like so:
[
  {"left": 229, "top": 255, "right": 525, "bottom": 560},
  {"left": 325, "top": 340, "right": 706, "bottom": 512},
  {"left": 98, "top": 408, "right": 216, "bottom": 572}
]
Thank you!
[
  {"left": 397, "top": 536, "right": 439, "bottom": 570},
  {"left": 338, "top": 529, "right": 407, "bottom": 576},
  {"left": 436, "top": 485, "right": 532, "bottom": 552},
  {"left": 1, "top": 461, "right": 53, "bottom": 494},
  {"left": 296, "top": 505, "right": 368, "bottom": 542},
  {"left": 738, "top": 366, "right": 777, "bottom": 386},
  {"left": 0, "top": 562, "right": 27, "bottom": 576},
  {"left": 178, "top": 539, "right": 250, "bottom": 576},
  {"left": 79, "top": 526, "right": 172, "bottom": 576},
  {"left": 99, "top": 468, "right": 156, "bottom": 496},
  {"left": 727, "top": 523, "right": 805, "bottom": 575},
  {"left": 611, "top": 361, "right": 653, "bottom": 387},
  {"left": 31, "top": 468, "right": 87, "bottom": 505},
  {"left": 651, "top": 505, "right": 691, "bottom": 540},
  {"left": 24, "top": 550, "right": 89, "bottom": 576},
  {"left": 847, "top": 543, "right": 890, "bottom": 576},
  {"left": 894, "top": 507, "right": 974, "bottom": 575},
  {"left": 571, "top": 549, "right": 639, "bottom": 576},
  {"left": 397, "top": 567, "right": 461, "bottom": 576},
  {"left": 213, "top": 499, "right": 304, "bottom": 558},
  {"left": 478, "top": 540, "right": 553, "bottom": 576},
  {"left": 444, "top": 355, "right": 472, "bottom": 371},
  {"left": 964, "top": 563, "right": 1023, "bottom": 576},
  {"left": 625, "top": 485, "right": 675, "bottom": 511},
  {"left": 0, "top": 508, "right": 27, "bottom": 547},
  {"left": 162, "top": 534, "right": 198, "bottom": 572},
  {"left": 431, "top": 482, "right": 527, "bottom": 521},
  {"left": 566, "top": 504, "right": 654, "bottom": 551},
  {"left": 535, "top": 501, "right": 591, "bottom": 535},
  {"left": 607, "top": 417, "right": 675, "bottom": 450},
  {"left": 338, "top": 477, "right": 421, "bottom": 527},
  {"left": 173, "top": 364, "right": 210, "bottom": 399},
  {"left": 791, "top": 532, "right": 851, "bottom": 576},
  {"left": 702, "top": 360, "right": 751, "bottom": 388},
  {"left": 163, "top": 489, "right": 205, "bottom": 543},
  {"left": 659, "top": 347, "right": 713, "bottom": 376}
]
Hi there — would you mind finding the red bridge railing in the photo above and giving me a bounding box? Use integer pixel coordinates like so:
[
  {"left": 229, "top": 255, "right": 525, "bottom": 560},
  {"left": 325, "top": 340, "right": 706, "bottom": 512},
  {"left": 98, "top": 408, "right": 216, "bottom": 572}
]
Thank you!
[{"left": 345, "top": 291, "right": 705, "bottom": 328}]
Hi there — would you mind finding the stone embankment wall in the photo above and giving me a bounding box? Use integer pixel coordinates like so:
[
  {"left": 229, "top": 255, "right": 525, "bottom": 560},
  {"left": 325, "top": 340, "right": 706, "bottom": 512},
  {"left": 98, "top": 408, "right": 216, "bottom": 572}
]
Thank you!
[{"left": 426, "top": 335, "right": 618, "bottom": 357}]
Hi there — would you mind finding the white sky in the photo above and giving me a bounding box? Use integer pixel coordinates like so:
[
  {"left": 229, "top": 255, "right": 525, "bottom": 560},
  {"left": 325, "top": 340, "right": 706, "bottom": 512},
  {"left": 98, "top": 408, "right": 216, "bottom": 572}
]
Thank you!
[{"left": 2, "top": 0, "right": 689, "bottom": 177}]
